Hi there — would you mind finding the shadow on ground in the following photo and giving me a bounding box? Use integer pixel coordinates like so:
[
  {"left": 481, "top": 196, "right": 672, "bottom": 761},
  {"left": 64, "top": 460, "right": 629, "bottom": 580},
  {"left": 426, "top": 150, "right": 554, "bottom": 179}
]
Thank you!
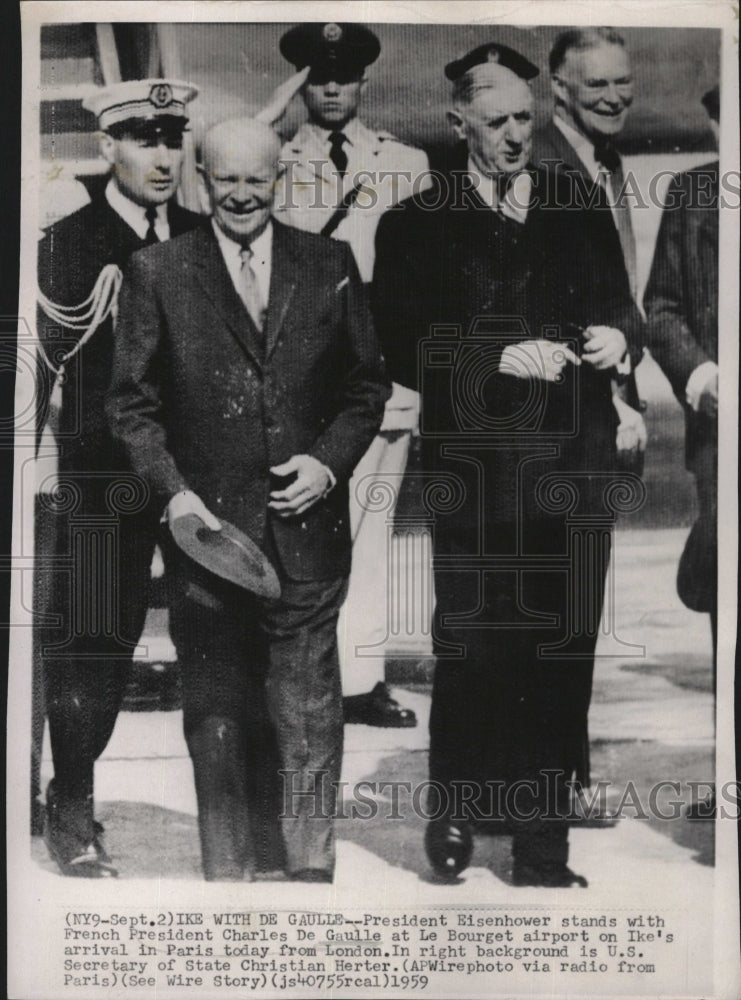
[{"left": 31, "top": 803, "right": 202, "bottom": 880}]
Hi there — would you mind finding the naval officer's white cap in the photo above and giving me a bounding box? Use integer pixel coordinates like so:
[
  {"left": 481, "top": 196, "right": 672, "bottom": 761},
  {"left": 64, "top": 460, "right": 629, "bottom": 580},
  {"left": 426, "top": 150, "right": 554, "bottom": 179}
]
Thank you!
[{"left": 82, "top": 79, "right": 199, "bottom": 132}]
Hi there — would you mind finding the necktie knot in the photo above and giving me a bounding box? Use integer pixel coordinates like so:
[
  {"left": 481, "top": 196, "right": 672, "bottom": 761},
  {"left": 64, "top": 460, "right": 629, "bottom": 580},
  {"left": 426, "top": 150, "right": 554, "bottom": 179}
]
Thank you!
[
  {"left": 328, "top": 131, "right": 348, "bottom": 175},
  {"left": 593, "top": 138, "right": 620, "bottom": 174},
  {"left": 144, "top": 206, "right": 160, "bottom": 245}
]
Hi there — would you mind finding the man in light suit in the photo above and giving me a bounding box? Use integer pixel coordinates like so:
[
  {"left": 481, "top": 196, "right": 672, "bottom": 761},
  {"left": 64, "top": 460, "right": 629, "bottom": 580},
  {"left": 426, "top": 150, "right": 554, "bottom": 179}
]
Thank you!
[{"left": 108, "top": 119, "right": 389, "bottom": 882}]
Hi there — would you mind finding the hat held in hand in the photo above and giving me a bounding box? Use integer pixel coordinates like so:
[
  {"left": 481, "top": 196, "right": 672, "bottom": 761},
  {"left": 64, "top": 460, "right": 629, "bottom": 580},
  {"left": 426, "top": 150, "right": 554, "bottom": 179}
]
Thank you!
[{"left": 170, "top": 514, "right": 280, "bottom": 600}]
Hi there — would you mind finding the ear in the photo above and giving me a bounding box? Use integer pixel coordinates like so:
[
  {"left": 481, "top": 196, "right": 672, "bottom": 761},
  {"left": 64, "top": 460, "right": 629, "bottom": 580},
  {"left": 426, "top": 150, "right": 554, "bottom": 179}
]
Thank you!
[
  {"left": 447, "top": 108, "right": 467, "bottom": 143},
  {"left": 194, "top": 163, "right": 212, "bottom": 216},
  {"left": 97, "top": 131, "right": 116, "bottom": 166},
  {"left": 359, "top": 75, "right": 369, "bottom": 96},
  {"left": 550, "top": 73, "right": 568, "bottom": 105}
]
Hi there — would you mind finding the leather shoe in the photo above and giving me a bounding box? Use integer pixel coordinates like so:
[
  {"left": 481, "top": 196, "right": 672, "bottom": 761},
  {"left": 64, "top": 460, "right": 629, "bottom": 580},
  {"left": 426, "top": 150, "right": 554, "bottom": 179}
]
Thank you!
[
  {"left": 425, "top": 819, "right": 473, "bottom": 877},
  {"left": 291, "top": 869, "right": 333, "bottom": 883},
  {"left": 45, "top": 785, "right": 117, "bottom": 878},
  {"left": 343, "top": 682, "right": 417, "bottom": 728},
  {"left": 512, "top": 861, "right": 587, "bottom": 888}
]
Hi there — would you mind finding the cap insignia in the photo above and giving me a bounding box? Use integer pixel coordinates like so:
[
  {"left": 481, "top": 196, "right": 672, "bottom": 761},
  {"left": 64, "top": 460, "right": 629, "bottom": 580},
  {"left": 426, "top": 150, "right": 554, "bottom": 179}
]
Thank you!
[
  {"left": 149, "top": 83, "right": 174, "bottom": 109},
  {"left": 323, "top": 23, "right": 343, "bottom": 43}
]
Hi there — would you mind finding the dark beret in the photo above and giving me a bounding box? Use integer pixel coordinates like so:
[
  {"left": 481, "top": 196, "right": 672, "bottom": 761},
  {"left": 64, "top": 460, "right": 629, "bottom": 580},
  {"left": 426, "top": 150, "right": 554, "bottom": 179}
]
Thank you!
[
  {"left": 445, "top": 42, "right": 539, "bottom": 82},
  {"left": 701, "top": 84, "right": 719, "bottom": 122},
  {"left": 280, "top": 22, "right": 381, "bottom": 72}
]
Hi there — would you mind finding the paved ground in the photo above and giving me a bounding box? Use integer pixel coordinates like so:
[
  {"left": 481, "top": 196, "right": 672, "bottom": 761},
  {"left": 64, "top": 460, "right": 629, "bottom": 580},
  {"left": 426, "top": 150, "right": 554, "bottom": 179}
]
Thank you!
[{"left": 33, "top": 526, "right": 717, "bottom": 889}]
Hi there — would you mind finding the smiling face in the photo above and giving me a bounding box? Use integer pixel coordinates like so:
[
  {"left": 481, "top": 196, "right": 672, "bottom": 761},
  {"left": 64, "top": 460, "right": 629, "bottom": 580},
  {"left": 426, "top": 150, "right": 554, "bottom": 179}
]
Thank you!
[
  {"left": 100, "top": 128, "right": 185, "bottom": 207},
  {"left": 553, "top": 43, "right": 634, "bottom": 141},
  {"left": 200, "top": 120, "right": 281, "bottom": 245},
  {"left": 301, "top": 67, "right": 365, "bottom": 129},
  {"left": 449, "top": 71, "right": 534, "bottom": 177}
]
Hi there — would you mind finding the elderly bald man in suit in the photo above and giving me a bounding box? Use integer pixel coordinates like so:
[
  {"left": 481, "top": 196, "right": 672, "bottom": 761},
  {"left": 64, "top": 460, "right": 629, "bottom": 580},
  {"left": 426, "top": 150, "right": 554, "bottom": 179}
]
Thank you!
[{"left": 109, "top": 118, "right": 389, "bottom": 881}]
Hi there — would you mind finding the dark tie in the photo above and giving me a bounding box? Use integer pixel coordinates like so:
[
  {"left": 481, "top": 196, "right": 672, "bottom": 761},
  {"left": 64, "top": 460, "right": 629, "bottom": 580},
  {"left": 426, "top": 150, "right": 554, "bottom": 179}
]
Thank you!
[
  {"left": 593, "top": 137, "right": 621, "bottom": 174},
  {"left": 144, "top": 206, "right": 159, "bottom": 245},
  {"left": 594, "top": 141, "right": 637, "bottom": 298},
  {"left": 328, "top": 131, "right": 348, "bottom": 176}
]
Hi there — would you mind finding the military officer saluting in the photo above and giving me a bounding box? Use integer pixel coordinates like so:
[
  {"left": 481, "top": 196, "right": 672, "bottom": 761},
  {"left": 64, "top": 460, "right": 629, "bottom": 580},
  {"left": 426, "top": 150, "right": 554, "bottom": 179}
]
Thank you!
[
  {"left": 275, "top": 22, "right": 430, "bottom": 282},
  {"left": 36, "top": 78, "right": 201, "bottom": 877},
  {"left": 273, "top": 23, "right": 429, "bottom": 727}
]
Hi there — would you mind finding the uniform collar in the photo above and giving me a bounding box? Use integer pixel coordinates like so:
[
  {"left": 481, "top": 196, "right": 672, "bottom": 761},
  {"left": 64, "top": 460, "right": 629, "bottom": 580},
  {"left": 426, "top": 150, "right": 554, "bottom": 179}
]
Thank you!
[
  {"left": 105, "top": 179, "right": 168, "bottom": 239},
  {"left": 291, "top": 117, "right": 378, "bottom": 153}
]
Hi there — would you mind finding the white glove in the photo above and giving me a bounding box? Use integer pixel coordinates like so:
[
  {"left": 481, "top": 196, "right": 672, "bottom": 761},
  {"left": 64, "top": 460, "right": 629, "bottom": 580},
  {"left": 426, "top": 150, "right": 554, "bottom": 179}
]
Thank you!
[{"left": 500, "top": 340, "right": 581, "bottom": 382}]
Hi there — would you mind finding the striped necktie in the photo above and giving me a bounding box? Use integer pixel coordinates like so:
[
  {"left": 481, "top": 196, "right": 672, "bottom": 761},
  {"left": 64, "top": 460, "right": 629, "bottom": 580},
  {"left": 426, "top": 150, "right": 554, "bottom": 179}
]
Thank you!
[{"left": 238, "top": 246, "right": 265, "bottom": 333}]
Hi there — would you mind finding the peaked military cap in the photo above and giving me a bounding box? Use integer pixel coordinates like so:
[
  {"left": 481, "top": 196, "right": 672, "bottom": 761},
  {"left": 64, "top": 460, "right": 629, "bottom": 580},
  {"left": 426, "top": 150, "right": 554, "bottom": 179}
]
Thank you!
[
  {"left": 280, "top": 22, "right": 381, "bottom": 73},
  {"left": 82, "top": 78, "right": 199, "bottom": 132},
  {"left": 445, "top": 42, "right": 539, "bottom": 82}
]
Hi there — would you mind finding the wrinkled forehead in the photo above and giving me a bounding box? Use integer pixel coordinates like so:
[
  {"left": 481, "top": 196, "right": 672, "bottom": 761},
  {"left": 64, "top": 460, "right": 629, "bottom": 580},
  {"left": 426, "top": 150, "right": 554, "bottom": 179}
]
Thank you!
[
  {"left": 560, "top": 43, "right": 632, "bottom": 82},
  {"left": 464, "top": 76, "right": 534, "bottom": 119}
]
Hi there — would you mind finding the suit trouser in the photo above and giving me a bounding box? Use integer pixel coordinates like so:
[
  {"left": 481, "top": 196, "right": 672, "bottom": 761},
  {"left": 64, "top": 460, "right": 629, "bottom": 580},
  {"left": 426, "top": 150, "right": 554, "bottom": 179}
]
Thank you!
[
  {"left": 167, "top": 558, "right": 347, "bottom": 880},
  {"left": 429, "top": 522, "right": 610, "bottom": 867},
  {"left": 40, "top": 496, "right": 159, "bottom": 843},
  {"left": 338, "top": 430, "right": 413, "bottom": 694}
]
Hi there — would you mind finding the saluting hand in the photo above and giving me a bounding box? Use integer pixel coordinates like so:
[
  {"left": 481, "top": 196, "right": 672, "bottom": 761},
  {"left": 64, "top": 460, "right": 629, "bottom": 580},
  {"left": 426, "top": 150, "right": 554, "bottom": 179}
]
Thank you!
[
  {"left": 582, "top": 325, "right": 627, "bottom": 370},
  {"left": 255, "top": 67, "right": 311, "bottom": 125},
  {"left": 268, "top": 454, "right": 332, "bottom": 518}
]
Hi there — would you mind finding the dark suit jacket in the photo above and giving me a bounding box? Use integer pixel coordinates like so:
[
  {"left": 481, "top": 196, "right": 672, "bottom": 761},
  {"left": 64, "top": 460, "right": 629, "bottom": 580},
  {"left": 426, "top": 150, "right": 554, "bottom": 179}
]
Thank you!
[
  {"left": 643, "top": 162, "right": 718, "bottom": 474},
  {"left": 37, "top": 195, "right": 201, "bottom": 474},
  {"left": 532, "top": 120, "right": 644, "bottom": 409},
  {"left": 373, "top": 167, "right": 643, "bottom": 537},
  {"left": 108, "top": 221, "right": 390, "bottom": 581},
  {"left": 531, "top": 119, "right": 623, "bottom": 217}
]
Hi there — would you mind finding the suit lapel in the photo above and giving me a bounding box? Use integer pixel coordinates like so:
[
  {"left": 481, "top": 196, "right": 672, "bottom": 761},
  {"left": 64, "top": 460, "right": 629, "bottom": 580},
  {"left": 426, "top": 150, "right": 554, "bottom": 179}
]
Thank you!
[
  {"left": 263, "top": 223, "right": 296, "bottom": 360},
  {"left": 191, "top": 225, "right": 265, "bottom": 368}
]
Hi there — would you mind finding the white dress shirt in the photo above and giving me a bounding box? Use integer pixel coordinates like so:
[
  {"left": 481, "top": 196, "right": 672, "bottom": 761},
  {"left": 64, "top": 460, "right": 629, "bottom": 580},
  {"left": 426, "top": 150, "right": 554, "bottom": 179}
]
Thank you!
[
  {"left": 211, "top": 218, "right": 273, "bottom": 309},
  {"left": 105, "top": 180, "right": 170, "bottom": 241},
  {"left": 467, "top": 158, "right": 532, "bottom": 224}
]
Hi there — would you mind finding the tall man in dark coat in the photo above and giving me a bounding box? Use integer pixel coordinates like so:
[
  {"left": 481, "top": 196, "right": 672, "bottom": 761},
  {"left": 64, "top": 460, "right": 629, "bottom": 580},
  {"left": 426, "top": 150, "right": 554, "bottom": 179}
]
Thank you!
[
  {"left": 532, "top": 27, "right": 646, "bottom": 459},
  {"left": 373, "top": 46, "right": 643, "bottom": 887},
  {"left": 36, "top": 79, "right": 201, "bottom": 876},
  {"left": 644, "top": 86, "right": 719, "bottom": 652},
  {"left": 108, "top": 118, "right": 389, "bottom": 881}
]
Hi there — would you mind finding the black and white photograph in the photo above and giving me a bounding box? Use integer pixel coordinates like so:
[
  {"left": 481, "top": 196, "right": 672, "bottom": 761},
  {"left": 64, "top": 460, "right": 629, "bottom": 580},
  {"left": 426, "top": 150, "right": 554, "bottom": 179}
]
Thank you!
[{"left": 6, "top": 2, "right": 740, "bottom": 997}]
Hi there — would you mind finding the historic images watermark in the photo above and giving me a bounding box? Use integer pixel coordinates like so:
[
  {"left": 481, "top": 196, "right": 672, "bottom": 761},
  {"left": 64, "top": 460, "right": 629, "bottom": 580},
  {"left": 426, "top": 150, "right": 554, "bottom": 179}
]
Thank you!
[{"left": 279, "top": 772, "right": 731, "bottom": 822}]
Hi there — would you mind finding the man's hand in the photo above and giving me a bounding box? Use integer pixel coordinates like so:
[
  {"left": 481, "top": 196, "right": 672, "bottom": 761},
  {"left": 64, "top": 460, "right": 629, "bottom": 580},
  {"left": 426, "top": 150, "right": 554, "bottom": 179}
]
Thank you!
[
  {"left": 268, "top": 454, "right": 332, "bottom": 518},
  {"left": 614, "top": 396, "right": 648, "bottom": 455},
  {"left": 500, "top": 340, "right": 581, "bottom": 382},
  {"left": 167, "top": 490, "right": 222, "bottom": 530},
  {"left": 698, "top": 371, "right": 718, "bottom": 418},
  {"left": 582, "top": 325, "right": 627, "bottom": 370},
  {"left": 255, "top": 67, "right": 310, "bottom": 124}
]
